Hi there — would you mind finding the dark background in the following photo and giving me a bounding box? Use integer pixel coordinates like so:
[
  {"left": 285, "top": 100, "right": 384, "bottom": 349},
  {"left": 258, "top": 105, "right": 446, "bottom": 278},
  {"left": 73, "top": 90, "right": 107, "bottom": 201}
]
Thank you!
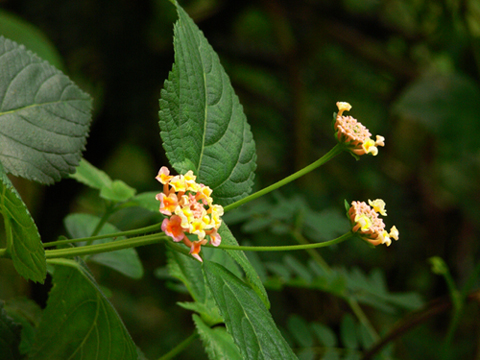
[{"left": 1, "top": 0, "right": 480, "bottom": 358}]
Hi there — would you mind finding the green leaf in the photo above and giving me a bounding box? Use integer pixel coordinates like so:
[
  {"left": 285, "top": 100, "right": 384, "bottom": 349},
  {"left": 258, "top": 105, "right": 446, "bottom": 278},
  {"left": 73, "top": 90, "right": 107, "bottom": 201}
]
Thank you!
[
  {"left": 219, "top": 223, "right": 270, "bottom": 308},
  {"left": 340, "top": 314, "right": 358, "bottom": 350},
  {"left": 0, "top": 10, "right": 64, "bottom": 70},
  {"left": 70, "top": 159, "right": 136, "bottom": 202},
  {"left": 193, "top": 314, "right": 243, "bottom": 360},
  {"left": 204, "top": 261, "right": 298, "bottom": 360},
  {"left": 0, "top": 164, "right": 46, "bottom": 283},
  {"left": 3, "top": 297, "right": 42, "bottom": 355},
  {"left": 310, "top": 322, "right": 337, "bottom": 348},
  {"left": 0, "top": 36, "right": 92, "bottom": 184},
  {"left": 167, "top": 249, "right": 222, "bottom": 325},
  {"left": 159, "top": 1, "right": 256, "bottom": 206},
  {"left": 124, "top": 191, "right": 161, "bottom": 212},
  {"left": 64, "top": 213, "right": 144, "bottom": 279},
  {"left": 287, "top": 315, "right": 313, "bottom": 348},
  {"left": 0, "top": 301, "right": 22, "bottom": 360},
  {"left": 29, "top": 259, "right": 138, "bottom": 360}
]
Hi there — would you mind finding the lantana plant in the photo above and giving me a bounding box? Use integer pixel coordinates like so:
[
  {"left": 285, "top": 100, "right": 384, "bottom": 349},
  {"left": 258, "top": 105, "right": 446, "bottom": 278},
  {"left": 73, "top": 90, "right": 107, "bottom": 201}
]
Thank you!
[{"left": 0, "top": 1, "right": 408, "bottom": 360}]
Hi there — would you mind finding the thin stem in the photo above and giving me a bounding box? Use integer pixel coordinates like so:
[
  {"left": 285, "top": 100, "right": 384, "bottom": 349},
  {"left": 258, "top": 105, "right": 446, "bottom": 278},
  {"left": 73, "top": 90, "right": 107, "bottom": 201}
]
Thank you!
[
  {"left": 209, "top": 231, "right": 353, "bottom": 252},
  {"left": 291, "top": 229, "right": 331, "bottom": 272},
  {"left": 45, "top": 233, "right": 167, "bottom": 259},
  {"left": 157, "top": 331, "right": 199, "bottom": 360},
  {"left": 0, "top": 248, "right": 7, "bottom": 258},
  {"left": 87, "top": 202, "right": 116, "bottom": 244},
  {"left": 223, "top": 144, "right": 344, "bottom": 212},
  {"left": 43, "top": 223, "right": 163, "bottom": 248}
]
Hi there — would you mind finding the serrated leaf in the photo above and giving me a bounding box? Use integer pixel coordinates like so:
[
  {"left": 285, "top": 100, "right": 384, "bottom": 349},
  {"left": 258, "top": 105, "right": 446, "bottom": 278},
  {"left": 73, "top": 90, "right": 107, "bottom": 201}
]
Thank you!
[
  {"left": 0, "top": 164, "right": 46, "bottom": 283},
  {"left": 219, "top": 223, "right": 270, "bottom": 308},
  {"left": 0, "top": 301, "right": 22, "bottom": 360},
  {"left": 29, "top": 259, "right": 138, "bottom": 360},
  {"left": 0, "top": 36, "right": 92, "bottom": 184},
  {"left": 159, "top": 2, "right": 256, "bottom": 206},
  {"left": 64, "top": 213, "right": 143, "bottom": 279},
  {"left": 193, "top": 314, "right": 243, "bottom": 360},
  {"left": 70, "top": 159, "right": 136, "bottom": 202},
  {"left": 204, "top": 261, "right": 298, "bottom": 360}
]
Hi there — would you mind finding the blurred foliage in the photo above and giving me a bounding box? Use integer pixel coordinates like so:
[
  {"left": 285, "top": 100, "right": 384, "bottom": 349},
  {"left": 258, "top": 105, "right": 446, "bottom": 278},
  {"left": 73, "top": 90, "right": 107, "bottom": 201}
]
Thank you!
[{"left": 1, "top": 0, "right": 480, "bottom": 359}]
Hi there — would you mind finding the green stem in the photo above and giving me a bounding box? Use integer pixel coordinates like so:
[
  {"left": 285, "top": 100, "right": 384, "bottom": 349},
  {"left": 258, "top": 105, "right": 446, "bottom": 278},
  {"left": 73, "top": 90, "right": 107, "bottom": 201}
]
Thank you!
[
  {"left": 87, "top": 202, "right": 116, "bottom": 244},
  {"left": 0, "top": 248, "right": 7, "bottom": 258},
  {"left": 45, "top": 233, "right": 167, "bottom": 259},
  {"left": 209, "top": 231, "right": 353, "bottom": 252},
  {"left": 43, "top": 223, "right": 163, "bottom": 248},
  {"left": 157, "top": 331, "right": 199, "bottom": 360},
  {"left": 223, "top": 144, "right": 344, "bottom": 212}
]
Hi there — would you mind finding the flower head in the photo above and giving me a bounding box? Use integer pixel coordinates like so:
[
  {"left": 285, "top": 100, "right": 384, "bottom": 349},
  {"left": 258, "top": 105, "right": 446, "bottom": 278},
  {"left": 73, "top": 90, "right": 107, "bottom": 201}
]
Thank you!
[
  {"left": 334, "top": 102, "right": 385, "bottom": 157},
  {"left": 156, "top": 167, "right": 223, "bottom": 262},
  {"left": 348, "top": 199, "right": 399, "bottom": 247}
]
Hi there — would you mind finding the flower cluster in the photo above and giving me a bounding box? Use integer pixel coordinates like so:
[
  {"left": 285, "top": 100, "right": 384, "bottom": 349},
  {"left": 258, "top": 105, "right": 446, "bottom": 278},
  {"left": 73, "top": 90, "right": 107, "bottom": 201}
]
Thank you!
[
  {"left": 334, "top": 102, "right": 385, "bottom": 156},
  {"left": 348, "top": 199, "right": 399, "bottom": 246},
  {"left": 156, "top": 166, "right": 224, "bottom": 262}
]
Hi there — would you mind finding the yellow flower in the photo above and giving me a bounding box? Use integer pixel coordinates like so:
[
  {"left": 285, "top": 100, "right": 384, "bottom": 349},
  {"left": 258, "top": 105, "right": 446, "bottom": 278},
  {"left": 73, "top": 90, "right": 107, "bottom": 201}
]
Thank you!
[
  {"left": 348, "top": 200, "right": 398, "bottom": 247},
  {"left": 368, "top": 199, "right": 387, "bottom": 216},
  {"left": 156, "top": 166, "right": 224, "bottom": 261},
  {"left": 334, "top": 102, "right": 385, "bottom": 157}
]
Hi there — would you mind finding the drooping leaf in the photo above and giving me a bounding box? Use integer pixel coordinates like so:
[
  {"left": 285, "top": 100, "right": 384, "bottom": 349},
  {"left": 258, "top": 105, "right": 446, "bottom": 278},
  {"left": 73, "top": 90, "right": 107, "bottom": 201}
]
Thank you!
[
  {"left": 204, "top": 261, "right": 298, "bottom": 360},
  {"left": 0, "top": 164, "right": 45, "bottom": 283},
  {"left": 159, "top": 1, "right": 256, "bottom": 206},
  {"left": 0, "top": 10, "right": 64, "bottom": 70},
  {"left": 0, "top": 301, "right": 22, "bottom": 360},
  {"left": 69, "top": 159, "right": 136, "bottom": 202},
  {"left": 29, "top": 259, "right": 138, "bottom": 360},
  {"left": 193, "top": 314, "right": 243, "bottom": 360},
  {"left": 64, "top": 213, "right": 143, "bottom": 279},
  {"left": 0, "top": 36, "right": 92, "bottom": 184}
]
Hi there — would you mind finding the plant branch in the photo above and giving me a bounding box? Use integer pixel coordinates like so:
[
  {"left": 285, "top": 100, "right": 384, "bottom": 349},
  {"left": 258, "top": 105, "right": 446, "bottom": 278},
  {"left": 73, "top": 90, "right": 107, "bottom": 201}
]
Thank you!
[
  {"left": 209, "top": 231, "right": 353, "bottom": 252},
  {"left": 45, "top": 233, "right": 167, "bottom": 259},
  {"left": 43, "top": 223, "right": 163, "bottom": 248},
  {"left": 224, "top": 144, "right": 344, "bottom": 212}
]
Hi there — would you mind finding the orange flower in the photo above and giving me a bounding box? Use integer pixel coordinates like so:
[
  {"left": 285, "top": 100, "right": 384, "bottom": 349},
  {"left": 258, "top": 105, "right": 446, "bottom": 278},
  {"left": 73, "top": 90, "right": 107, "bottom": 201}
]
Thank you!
[{"left": 156, "top": 167, "right": 224, "bottom": 261}]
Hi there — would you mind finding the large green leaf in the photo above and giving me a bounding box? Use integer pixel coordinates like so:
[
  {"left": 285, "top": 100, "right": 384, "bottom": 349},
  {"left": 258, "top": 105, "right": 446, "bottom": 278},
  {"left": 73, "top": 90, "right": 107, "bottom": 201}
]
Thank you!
[
  {"left": 0, "top": 36, "right": 92, "bottom": 184},
  {"left": 0, "top": 164, "right": 46, "bottom": 283},
  {"left": 204, "top": 261, "right": 298, "bottom": 360},
  {"left": 167, "top": 249, "right": 222, "bottom": 325},
  {"left": 219, "top": 223, "right": 269, "bottom": 309},
  {"left": 64, "top": 213, "right": 144, "bottom": 279},
  {"left": 159, "top": 1, "right": 256, "bottom": 206},
  {"left": 29, "top": 259, "right": 138, "bottom": 360}
]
